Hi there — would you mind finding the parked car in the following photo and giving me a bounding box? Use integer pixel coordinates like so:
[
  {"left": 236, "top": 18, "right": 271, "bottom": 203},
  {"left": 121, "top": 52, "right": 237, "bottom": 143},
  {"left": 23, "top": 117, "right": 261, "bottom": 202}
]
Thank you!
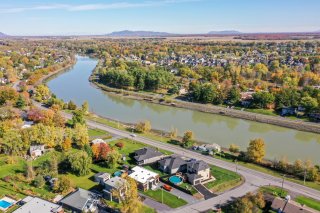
[{"left": 162, "top": 184, "right": 173, "bottom": 192}]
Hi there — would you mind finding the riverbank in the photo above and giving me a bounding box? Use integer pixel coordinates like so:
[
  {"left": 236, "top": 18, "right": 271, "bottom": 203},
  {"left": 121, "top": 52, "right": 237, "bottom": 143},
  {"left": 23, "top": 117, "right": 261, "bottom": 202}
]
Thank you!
[{"left": 89, "top": 60, "right": 320, "bottom": 134}]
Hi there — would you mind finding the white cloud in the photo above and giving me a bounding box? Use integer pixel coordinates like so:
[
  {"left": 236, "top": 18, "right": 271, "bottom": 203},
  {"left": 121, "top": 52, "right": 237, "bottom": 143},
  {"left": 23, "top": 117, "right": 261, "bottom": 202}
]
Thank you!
[{"left": 0, "top": 0, "right": 201, "bottom": 14}]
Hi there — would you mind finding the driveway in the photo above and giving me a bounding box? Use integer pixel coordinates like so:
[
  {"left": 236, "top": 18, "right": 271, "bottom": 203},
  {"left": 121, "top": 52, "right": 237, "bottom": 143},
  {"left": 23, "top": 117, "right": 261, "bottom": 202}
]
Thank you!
[
  {"left": 159, "top": 182, "right": 199, "bottom": 204},
  {"left": 194, "top": 184, "right": 216, "bottom": 200},
  {"left": 141, "top": 194, "right": 172, "bottom": 212}
]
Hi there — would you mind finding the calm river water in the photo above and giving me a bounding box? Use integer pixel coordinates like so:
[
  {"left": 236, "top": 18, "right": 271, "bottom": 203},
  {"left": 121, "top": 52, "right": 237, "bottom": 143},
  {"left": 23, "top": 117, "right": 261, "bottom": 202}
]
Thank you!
[{"left": 47, "top": 56, "right": 320, "bottom": 162}]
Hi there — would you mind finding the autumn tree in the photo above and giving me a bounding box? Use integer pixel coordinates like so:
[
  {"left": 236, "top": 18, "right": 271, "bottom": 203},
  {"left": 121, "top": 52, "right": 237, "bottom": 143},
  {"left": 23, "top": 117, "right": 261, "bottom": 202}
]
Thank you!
[
  {"left": 62, "top": 137, "right": 72, "bottom": 151},
  {"left": 135, "top": 120, "right": 151, "bottom": 133},
  {"left": 53, "top": 176, "right": 73, "bottom": 194},
  {"left": 81, "top": 101, "right": 89, "bottom": 115},
  {"left": 92, "top": 143, "right": 111, "bottom": 161},
  {"left": 33, "top": 84, "right": 51, "bottom": 102},
  {"left": 246, "top": 138, "right": 265, "bottom": 163},
  {"left": 73, "top": 124, "right": 89, "bottom": 148},
  {"left": 112, "top": 177, "right": 142, "bottom": 213},
  {"left": 71, "top": 109, "right": 86, "bottom": 127},
  {"left": 229, "top": 144, "right": 240, "bottom": 153},
  {"left": 182, "top": 130, "right": 194, "bottom": 148},
  {"left": 107, "top": 149, "right": 121, "bottom": 168},
  {"left": 25, "top": 162, "right": 35, "bottom": 181}
]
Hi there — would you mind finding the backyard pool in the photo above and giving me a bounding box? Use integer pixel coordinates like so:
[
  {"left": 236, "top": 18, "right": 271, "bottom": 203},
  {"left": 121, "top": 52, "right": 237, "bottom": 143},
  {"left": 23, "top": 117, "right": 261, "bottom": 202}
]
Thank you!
[
  {"left": 0, "top": 197, "right": 14, "bottom": 211},
  {"left": 113, "top": 171, "right": 123, "bottom": 177},
  {"left": 169, "top": 175, "right": 183, "bottom": 185}
]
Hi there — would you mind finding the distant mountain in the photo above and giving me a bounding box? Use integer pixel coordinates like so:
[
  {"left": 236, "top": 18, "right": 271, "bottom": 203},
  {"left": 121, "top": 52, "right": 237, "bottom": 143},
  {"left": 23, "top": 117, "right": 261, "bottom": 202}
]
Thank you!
[
  {"left": 208, "top": 30, "right": 242, "bottom": 35},
  {"left": 106, "top": 30, "right": 174, "bottom": 37},
  {"left": 0, "top": 32, "right": 9, "bottom": 38}
]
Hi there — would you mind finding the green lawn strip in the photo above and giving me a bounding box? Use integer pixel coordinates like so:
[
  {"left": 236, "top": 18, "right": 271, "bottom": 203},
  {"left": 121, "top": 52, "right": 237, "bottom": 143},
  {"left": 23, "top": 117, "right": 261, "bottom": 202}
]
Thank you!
[
  {"left": 204, "top": 166, "right": 242, "bottom": 193},
  {"left": 260, "top": 186, "right": 288, "bottom": 197},
  {"left": 295, "top": 196, "right": 320, "bottom": 211},
  {"left": 88, "top": 128, "right": 109, "bottom": 137},
  {"left": 142, "top": 189, "right": 187, "bottom": 208},
  {"left": 105, "top": 200, "right": 156, "bottom": 213}
]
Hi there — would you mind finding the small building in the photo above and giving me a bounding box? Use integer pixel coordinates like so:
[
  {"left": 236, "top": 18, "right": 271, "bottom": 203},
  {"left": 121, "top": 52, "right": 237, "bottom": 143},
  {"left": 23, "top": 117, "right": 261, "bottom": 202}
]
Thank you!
[
  {"left": 158, "top": 155, "right": 187, "bottom": 174},
  {"left": 271, "top": 197, "right": 319, "bottom": 213},
  {"left": 29, "top": 145, "right": 45, "bottom": 158},
  {"left": 94, "top": 172, "right": 111, "bottom": 186},
  {"left": 186, "top": 160, "right": 211, "bottom": 185},
  {"left": 59, "top": 188, "right": 99, "bottom": 213},
  {"left": 22, "top": 121, "right": 34, "bottom": 129},
  {"left": 103, "top": 177, "right": 127, "bottom": 203},
  {"left": 134, "top": 147, "right": 165, "bottom": 165},
  {"left": 14, "top": 196, "right": 63, "bottom": 213},
  {"left": 91, "top": 138, "right": 106, "bottom": 145},
  {"left": 281, "top": 107, "right": 297, "bottom": 116},
  {"left": 128, "top": 166, "right": 159, "bottom": 191}
]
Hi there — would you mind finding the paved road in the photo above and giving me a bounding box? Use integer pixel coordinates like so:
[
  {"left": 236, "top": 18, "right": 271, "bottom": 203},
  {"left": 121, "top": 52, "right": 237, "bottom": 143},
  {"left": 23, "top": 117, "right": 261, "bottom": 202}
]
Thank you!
[{"left": 33, "top": 102, "right": 320, "bottom": 213}]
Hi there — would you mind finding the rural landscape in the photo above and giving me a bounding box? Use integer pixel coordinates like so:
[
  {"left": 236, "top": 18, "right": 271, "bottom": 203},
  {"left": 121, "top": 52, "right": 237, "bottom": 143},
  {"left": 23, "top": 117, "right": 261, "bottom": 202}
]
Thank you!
[{"left": 0, "top": 0, "right": 320, "bottom": 213}]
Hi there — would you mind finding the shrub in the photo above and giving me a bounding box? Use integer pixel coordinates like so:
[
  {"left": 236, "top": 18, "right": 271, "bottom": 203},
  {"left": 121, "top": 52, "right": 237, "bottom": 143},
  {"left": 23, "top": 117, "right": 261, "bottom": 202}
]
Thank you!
[{"left": 115, "top": 142, "right": 124, "bottom": 149}]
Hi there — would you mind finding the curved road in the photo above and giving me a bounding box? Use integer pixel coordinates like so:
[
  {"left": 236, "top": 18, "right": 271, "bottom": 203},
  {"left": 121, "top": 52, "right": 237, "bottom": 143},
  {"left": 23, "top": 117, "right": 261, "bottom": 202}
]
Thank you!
[{"left": 33, "top": 101, "right": 320, "bottom": 212}]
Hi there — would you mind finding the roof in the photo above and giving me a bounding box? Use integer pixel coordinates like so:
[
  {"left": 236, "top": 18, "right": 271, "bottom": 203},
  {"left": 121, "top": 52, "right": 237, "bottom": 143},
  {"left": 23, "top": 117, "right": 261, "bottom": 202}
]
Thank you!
[
  {"left": 134, "top": 147, "right": 164, "bottom": 161},
  {"left": 94, "top": 172, "right": 111, "bottom": 178},
  {"left": 104, "top": 177, "right": 126, "bottom": 189},
  {"left": 29, "top": 144, "right": 45, "bottom": 152},
  {"left": 59, "top": 188, "right": 99, "bottom": 211},
  {"left": 129, "top": 166, "right": 159, "bottom": 184},
  {"left": 271, "top": 197, "right": 319, "bottom": 213},
  {"left": 186, "top": 173, "right": 202, "bottom": 180},
  {"left": 14, "top": 196, "right": 62, "bottom": 213},
  {"left": 158, "top": 155, "right": 187, "bottom": 170},
  {"left": 187, "top": 160, "right": 209, "bottom": 172}
]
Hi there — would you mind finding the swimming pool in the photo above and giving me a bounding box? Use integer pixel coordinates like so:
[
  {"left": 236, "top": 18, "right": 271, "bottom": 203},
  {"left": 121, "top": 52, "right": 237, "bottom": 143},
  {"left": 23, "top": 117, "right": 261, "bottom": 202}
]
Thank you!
[
  {"left": 113, "top": 171, "right": 123, "bottom": 177},
  {"left": 169, "top": 175, "right": 183, "bottom": 185},
  {"left": 0, "top": 200, "right": 12, "bottom": 209}
]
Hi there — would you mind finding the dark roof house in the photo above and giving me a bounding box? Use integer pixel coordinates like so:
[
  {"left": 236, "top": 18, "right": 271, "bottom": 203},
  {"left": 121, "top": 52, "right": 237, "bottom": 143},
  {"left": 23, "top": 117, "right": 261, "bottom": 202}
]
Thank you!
[
  {"left": 134, "top": 147, "right": 165, "bottom": 165},
  {"left": 158, "top": 155, "right": 187, "bottom": 174},
  {"left": 59, "top": 188, "right": 100, "bottom": 213}
]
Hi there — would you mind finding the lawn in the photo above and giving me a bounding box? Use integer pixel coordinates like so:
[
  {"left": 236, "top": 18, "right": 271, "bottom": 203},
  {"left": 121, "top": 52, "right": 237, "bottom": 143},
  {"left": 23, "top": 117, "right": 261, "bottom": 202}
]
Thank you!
[
  {"left": 260, "top": 185, "right": 288, "bottom": 197},
  {"left": 204, "top": 165, "right": 243, "bottom": 193},
  {"left": 88, "top": 128, "right": 109, "bottom": 137},
  {"left": 295, "top": 196, "right": 320, "bottom": 211},
  {"left": 105, "top": 199, "right": 156, "bottom": 213},
  {"left": 142, "top": 189, "right": 188, "bottom": 208}
]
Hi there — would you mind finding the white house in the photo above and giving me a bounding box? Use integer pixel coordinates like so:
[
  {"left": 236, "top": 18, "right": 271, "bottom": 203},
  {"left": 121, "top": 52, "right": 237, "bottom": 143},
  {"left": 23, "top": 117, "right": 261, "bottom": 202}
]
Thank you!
[
  {"left": 128, "top": 166, "right": 159, "bottom": 191},
  {"left": 91, "top": 138, "right": 106, "bottom": 145},
  {"left": 29, "top": 145, "right": 45, "bottom": 158},
  {"left": 198, "top": 144, "right": 221, "bottom": 153}
]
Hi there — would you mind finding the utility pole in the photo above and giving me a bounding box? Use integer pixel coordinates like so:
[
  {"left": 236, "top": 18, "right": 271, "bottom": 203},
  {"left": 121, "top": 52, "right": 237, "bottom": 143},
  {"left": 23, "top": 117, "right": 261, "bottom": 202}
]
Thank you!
[
  {"left": 162, "top": 187, "right": 163, "bottom": 204},
  {"left": 235, "top": 159, "right": 238, "bottom": 173},
  {"left": 303, "top": 168, "right": 307, "bottom": 185},
  {"left": 280, "top": 175, "right": 285, "bottom": 197}
]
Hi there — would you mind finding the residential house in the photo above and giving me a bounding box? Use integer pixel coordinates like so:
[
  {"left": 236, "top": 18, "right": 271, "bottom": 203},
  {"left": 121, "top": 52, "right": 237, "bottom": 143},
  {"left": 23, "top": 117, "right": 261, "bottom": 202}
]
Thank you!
[
  {"left": 158, "top": 155, "right": 187, "bottom": 174},
  {"left": 91, "top": 138, "right": 106, "bottom": 145},
  {"left": 281, "top": 107, "right": 297, "bottom": 116},
  {"left": 59, "top": 188, "right": 99, "bottom": 213},
  {"left": 29, "top": 145, "right": 45, "bottom": 158},
  {"left": 134, "top": 147, "right": 165, "bottom": 165},
  {"left": 103, "top": 177, "right": 127, "bottom": 203},
  {"left": 128, "top": 166, "right": 159, "bottom": 191},
  {"left": 14, "top": 196, "right": 63, "bottom": 213},
  {"left": 22, "top": 121, "right": 34, "bottom": 129},
  {"left": 271, "top": 197, "right": 319, "bottom": 213},
  {"left": 94, "top": 172, "right": 111, "bottom": 186},
  {"left": 186, "top": 160, "right": 211, "bottom": 185},
  {"left": 197, "top": 144, "right": 221, "bottom": 153}
]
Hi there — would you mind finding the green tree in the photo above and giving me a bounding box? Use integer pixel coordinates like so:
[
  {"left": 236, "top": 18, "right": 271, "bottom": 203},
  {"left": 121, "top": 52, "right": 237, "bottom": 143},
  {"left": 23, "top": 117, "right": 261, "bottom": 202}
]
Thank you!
[
  {"left": 107, "top": 149, "right": 121, "bottom": 168},
  {"left": 73, "top": 124, "right": 89, "bottom": 148},
  {"left": 182, "top": 131, "right": 194, "bottom": 148},
  {"left": 252, "top": 92, "right": 275, "bottom": 109},
  {"left": 229, "top": 144, "right": 240, "bottom": 153},
  {"left": 246, "top": 138, "right": 265, "bottom": 163},
  {"left": 227, "top": 87, "right": 241, "bottom": 105},
  {"left": 81, "top": 101, "right": 89, "bottom": 115},
  {"left": 15, "top": 95, "right": 26, "bottom": 108},
  {"left": 300, "top": 96, "right": 318, "bottom": 113},
  {"left": 33, "top": 84, "right": 51, "bottom": 102},
  {"left": 67, "top": 100, "right": 77, "bottom": 110},
  {"left": 33, "top": 174, "right": 45, "bottom": 188},
  {"left": 53, "top": 176, "right": 73, "bottom": 193},
  {"left": 0, "top": 129, "right": 24, "bottom": 156},
  {"left": 71, "top": 109, "right": 86, "bottom": 126},
  {"left": 25, "top": 162, "right": 35, "bottom": 181},
  {"left": 67, "top": 151, "right": 92, "bottom": 176},
  {"left": 135, "top": 120, "right": 151, "bottom": 133}
]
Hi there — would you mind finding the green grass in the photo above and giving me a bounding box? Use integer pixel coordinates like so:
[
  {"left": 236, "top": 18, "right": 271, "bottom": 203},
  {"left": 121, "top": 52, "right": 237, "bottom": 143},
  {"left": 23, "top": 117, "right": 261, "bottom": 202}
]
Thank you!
[
  {"left": 260, "top": 186, "right": 288, "bottom": 197},
  {"left": 66, "top": 171, "right": 98, "bottom": 190},
  {"left": 295, "top": 196, "right": 320, "bottom": 211},
  {"left": 88, "top": 128, "right": 108, "bottom": 137},
  {"left": 244, "top": 108, "right": 278, "bottom": 116},
  {"left": 204, "top": 166, "right": 243, "bottom": 193},
  {"left": 105, "top": 200, "right": 155, "bottom": 213},
  {"left": 142, "top": 189, "right": 188, "bottom": 208}
]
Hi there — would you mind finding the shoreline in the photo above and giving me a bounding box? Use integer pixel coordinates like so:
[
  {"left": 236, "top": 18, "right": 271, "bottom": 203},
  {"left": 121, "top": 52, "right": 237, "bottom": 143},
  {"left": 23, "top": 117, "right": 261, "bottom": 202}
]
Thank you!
[{"left": 89, "top": 59, "right": 320, "bottom": 134}]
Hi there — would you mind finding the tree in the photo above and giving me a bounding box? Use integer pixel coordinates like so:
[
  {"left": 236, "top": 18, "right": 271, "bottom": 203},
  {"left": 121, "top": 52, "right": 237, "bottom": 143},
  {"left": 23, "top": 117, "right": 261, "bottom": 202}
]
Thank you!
[
  {"left": 67, "top": 100, "right": 77, "bottom": 110},
  {"left": 92, "top": 143, "right": 111, "bottom": 161},
  {"left": 0, "top": 86, "right": 19, "bottom": 106},
  {"left": 107, "top": 149, "right": 121, "bottom": 168},
  {"left": 15, "top": 95, "right": 26, "bottom": 108},
  {"left": 300, "top": 96, "right": 318, "bottom": 113},
  {"left": 293, "top": 159, "right": 304, "bottom": 174},
  {"left": 33, "top": 174, "right": 45, "bottom": 188},
  {"left": 73, "top": 124, "right": 89, "bottom": 148},
  {"left": 62, "top": 137, "right": 72, "bottom": 151},
  {"left": 67, "top": 151, "right": 92, "bottom": 176},
  {"left": 169, "top": 128, "right": 178, "bottom": 139},
  {"left": 83, "top": 143, "right": 93, "bottom": 158},
  {"left": 0, "top": 129, "right": 24, "bottom": 156},
  {"left": 229, "top": 144, "right": 240, "bottom": 153},
  {"left": 33, "top": 85, "right": 51, "bottom": 102},
  {"left": 227, "top": 87, "right": 241, "bottom": 105},
  {"left": 81, "top": 101, "right": 89, "bottom": 115},
  {"left": 115, "top": 142, "right": 124, "bottom": 149},
  {"left": 50, "top": 157, "right": 59, "bottom": 177},
  {"left": 246, "top": 138, "right": 265, "bottom": 163},
  {"left": 182, "top": 131, "right": 194, "bottom": 148},
  {"left": 135, "top": 120, "right": 151, "bottom": 133},
  {"left": 112, "top": 177, "right": 142, "bottom": 213},
  {"left": 252, "top": 92, "right": 275, "bottom": 109},
  {"left": 53, "top": 176, "right": 72, "bottom": 193},
  {"left": 71, "top": 109, "right": 86, "bottom": 126},
  {"left": 25, "top": 162, "right": 35, "bottom": 181}
]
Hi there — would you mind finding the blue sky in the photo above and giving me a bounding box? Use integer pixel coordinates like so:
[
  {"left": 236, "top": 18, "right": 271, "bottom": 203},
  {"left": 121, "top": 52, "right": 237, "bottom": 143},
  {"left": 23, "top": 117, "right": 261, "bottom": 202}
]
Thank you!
[{"left": 0, "top": 0, "right": 319, "bottom": 35}]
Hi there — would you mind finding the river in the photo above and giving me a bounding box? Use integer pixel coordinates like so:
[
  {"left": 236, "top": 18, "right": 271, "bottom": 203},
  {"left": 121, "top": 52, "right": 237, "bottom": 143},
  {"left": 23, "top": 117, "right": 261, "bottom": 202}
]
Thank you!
[{"left": 47, "top": 56, "right": 320, "bottom": 162}]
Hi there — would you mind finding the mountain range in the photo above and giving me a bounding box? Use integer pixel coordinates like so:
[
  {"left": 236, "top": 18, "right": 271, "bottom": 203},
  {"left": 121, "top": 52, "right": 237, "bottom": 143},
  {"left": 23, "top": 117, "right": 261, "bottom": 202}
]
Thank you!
[
  {"left": 208, "top": 30, "right": 242, "bottom": 35},
  {"left": 0, "top": 32, "right": 9, "bottom": 38},
  {"left": 106, "top": 30, "right": 174, "bottom": 37}
]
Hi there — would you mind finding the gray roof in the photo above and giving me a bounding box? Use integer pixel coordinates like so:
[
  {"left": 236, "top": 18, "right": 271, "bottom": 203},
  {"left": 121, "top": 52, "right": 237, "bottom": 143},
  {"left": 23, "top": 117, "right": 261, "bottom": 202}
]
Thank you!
[
  {"left": 14, "top": 196, "right": 62, "bottom": 213},
  {"left": 134, "top": 147, "right": 163, "bottom": 161},
  {"left": 186, "top": 173, "right": 202, "bottom": 180},
  {"left": 29, "top": 144, "right": 45, "bottom": 152},
  {"left": 104, "top": 177, "right": 126, "bottom": 190},
  {"left": 158, "top": 155, "right": 187, "bottom": 170},
  {"left": 187, "top": 160, "right": 209, "bottom": 172},
  {"left": 59, "top": 188, "right": 98, "bottom": 211}
]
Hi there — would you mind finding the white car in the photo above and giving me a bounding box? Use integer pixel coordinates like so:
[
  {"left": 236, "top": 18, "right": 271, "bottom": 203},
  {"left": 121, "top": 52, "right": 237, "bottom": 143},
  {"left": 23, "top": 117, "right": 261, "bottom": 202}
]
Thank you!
[{"left": 130, "top": 134, "right": 137, "bottom": 138}]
